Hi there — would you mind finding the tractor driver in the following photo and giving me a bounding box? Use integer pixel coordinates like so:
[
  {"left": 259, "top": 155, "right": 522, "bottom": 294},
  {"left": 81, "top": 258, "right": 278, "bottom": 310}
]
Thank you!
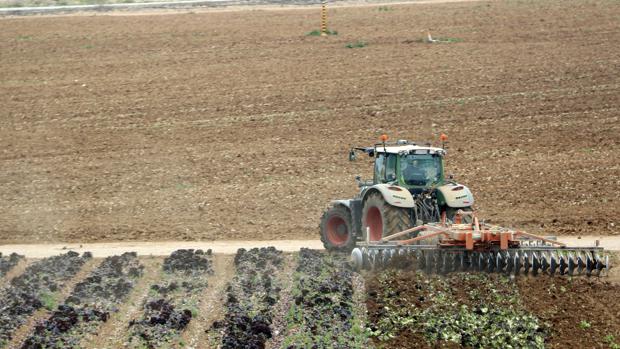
[
  {"left": 403, "top": 155, "right": 441, "bottom": 186},
  {"left": 403, "top": 159, "right": 428, "bottom": 185}
]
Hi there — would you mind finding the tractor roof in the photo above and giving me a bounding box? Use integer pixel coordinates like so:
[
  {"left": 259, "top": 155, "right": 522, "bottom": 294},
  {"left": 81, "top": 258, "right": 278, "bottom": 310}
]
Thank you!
[
  {"left": 377, "top": 144, "right": 446, "bottom": 155},
  {"left": 355, "top": 143, "right": 446, "bottom": 156}
]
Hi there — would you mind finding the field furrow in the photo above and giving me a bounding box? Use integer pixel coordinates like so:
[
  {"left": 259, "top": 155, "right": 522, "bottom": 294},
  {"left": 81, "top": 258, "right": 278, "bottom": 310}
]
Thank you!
[
  {"left": 124, "top": 249, "right": 213, "bottom": 348},
  {"left": 83, "top": 256, "right": 163, "bottom": 349},
  {"left": 0, "top": 251, "right": 91, "bottom": 347},
  {"left": 181, "top": 254, "right": 234, "bottom": 348},
  {"left": 0, "top": 253, "right": 24, "bottom": 279},
  {"left": 20, "top": 252, "right": 143, "bottom": 348},
  {"left": 280, "top": 249, "right": 368, "bottom": 348},
  {"left": 5, "top": 257, "right": 100, "bottom": 349},
  {"left": 208, "top": 247, "right": 283, "bottom": 348}
]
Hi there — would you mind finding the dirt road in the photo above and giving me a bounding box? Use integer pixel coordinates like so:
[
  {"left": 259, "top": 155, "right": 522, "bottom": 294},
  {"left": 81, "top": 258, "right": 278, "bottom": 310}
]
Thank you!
[
  {"left": 0, "top": 0, "right": 483, "bottom": 16},
  {"left": 1, "top": 236, "right": 618, "bottom": 257}
]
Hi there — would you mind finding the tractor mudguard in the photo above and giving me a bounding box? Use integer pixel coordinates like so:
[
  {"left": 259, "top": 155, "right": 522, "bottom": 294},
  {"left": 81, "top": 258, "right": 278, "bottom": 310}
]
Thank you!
[
  {"left": 330, "top": 199, "right": 353, "bottom": 209},
  {"left": 436, "top": 183, "right": 474, "bottom": 208},
  {"left": 362, "top": 184, "right": 415, "bottom": 208}
]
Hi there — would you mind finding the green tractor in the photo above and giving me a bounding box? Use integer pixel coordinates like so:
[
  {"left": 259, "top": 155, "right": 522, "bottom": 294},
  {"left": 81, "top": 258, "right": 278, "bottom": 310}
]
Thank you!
[{"left": 320, "top": 136, "right": 474, "bottom": 251}]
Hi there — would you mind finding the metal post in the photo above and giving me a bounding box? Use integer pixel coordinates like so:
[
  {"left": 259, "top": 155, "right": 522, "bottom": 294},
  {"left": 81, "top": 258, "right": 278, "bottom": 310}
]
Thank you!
[{"left": 321, "top": 0, "right": 328, "bottom": 36}]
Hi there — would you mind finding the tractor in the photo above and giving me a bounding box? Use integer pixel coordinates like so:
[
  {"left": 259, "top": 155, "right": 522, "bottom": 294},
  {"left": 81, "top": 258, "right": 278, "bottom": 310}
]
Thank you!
[
  {"left": 320, "top": 135, "right": 471, "bottom": 251},
  {"left": 319, "top": 135, "right": 609, "bottom": 276}
]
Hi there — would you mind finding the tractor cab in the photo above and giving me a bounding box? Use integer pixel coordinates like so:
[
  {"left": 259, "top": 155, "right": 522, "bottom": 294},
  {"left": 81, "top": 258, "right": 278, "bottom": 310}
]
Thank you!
[
  {"left": 350, "top": 139, "right": 447, "bottom": 192},
  {"left": 372, "top": 144, "right": 446, "bottom": 192}
]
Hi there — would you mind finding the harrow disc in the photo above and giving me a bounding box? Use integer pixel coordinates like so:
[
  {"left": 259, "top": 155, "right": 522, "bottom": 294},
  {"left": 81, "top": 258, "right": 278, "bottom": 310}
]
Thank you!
[
  {"left": 540, "top": 252, "right": 549, "bottom": 273},
  {"left": 351, "top": 246, "right": 610, "bottom": 277},
  {"left": 514, "top": 252, "right": 522, "bottom": 274},
  {"left": 549, "top": 253, "right": 558, "bottom": 276}
]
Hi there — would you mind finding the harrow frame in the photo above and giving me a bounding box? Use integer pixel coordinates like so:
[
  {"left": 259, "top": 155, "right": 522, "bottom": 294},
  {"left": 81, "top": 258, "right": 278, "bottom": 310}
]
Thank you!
[{"left": 350, "top": 211, "right": 610, "bottom": 276}]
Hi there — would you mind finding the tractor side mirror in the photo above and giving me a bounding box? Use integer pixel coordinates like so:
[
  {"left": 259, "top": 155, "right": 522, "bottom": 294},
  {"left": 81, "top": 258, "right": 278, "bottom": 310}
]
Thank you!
[
  {"left": 355, "top": 176, "right": 364, "bottom": 187},
  {"left": 448, "top": 173, "right": 454, "bottom": 180},
  {"left": 348, "top": 150, "right": 357, "bottom": 161}
]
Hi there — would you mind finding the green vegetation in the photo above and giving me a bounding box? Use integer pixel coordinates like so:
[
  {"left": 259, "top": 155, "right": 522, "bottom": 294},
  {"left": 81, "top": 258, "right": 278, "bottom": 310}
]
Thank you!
[
  {"left": 369, "top": 271, "right": 546, "bottom": 348},
  {"left": 605, "top": 335, "right": 620, "bottom": 349},
  {"left": 306, "top": 29, "right": 338, "bottom": 36},
  {"left": 282, "top": 250, "right": 369, "bottom": 347},
  {"left": 579, "top": 320, "right": 592, "bottom": 330},
  {"left": 345, "top": 41, "right": 367, "bottom": 49},
  {"left": 377, "top": 6, "right": 393, "bottom": 11},
  {"left": 39, "top": 292, "right": 57, "bottom": 311}
]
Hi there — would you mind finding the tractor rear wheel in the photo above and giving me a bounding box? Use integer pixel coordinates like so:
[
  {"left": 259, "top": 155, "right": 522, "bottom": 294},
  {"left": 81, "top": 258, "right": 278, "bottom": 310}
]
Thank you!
[
  {"left": 362, "top": 192, "right": 412, "bottom": 241},
  {"left": 320, "top": 205, "right": 355, "bottom": 251}
]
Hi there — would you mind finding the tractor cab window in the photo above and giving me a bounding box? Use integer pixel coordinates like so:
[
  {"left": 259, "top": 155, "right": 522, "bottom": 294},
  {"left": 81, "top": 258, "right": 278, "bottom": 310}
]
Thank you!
[
  {"left": 373, "top": 153, "right": 385, "bottom": 184},
  {"left": 385, "top": 154, "right": 397, "bottom": 181},
  {"left": 401, "top": 154, "right": 443, "bottom": 186},
  {"left": 374, "top": 153, "right": 397, "bottom": 183}
]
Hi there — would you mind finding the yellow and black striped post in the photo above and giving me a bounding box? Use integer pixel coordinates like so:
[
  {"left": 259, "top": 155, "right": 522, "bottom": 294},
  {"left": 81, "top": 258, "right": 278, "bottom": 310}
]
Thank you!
[{"left": 320, "top": 0, "right": 328, "bottom": 36}]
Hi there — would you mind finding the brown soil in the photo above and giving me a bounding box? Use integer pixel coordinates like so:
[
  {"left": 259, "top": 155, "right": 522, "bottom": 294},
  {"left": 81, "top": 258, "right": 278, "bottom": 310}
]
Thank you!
[
  {"left": 366, "top": 269, "right": 620, "bottom": 348},
  {"left": 0, "top": 0, "right": 619, "bottom": 244},
  {"left": 365, "top": 270, "right": 436, "bottom": 348},
  {"left": 0, "top": 259, "right": 30, "bottom": 284},
  {"left": 517, "top": 277, "right": 620, "bottom": 349}
]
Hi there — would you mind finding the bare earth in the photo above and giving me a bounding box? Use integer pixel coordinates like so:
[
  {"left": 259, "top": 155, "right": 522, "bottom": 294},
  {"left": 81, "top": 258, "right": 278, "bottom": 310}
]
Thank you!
[
  {"left": 1, "top": 236, "right": 619, "bottom": 258},
  {"left": 0, "top": 0, "right": 619, "bottom": 244}
]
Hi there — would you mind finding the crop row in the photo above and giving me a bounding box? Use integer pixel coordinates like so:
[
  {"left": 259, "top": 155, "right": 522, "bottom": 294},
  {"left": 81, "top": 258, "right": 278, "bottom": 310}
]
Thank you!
[
  {"left": 127, "top": 249, "right": 214, "bottom": 348},
  {"left": 0, "top": 251, "right": 91, "bottom": 347},
  {"left": 282, "top": 248, "right": 368, "bottom": 348},
  {"left": 211, "top": 247, "right": 283, "bottom": 349},
  {"left": 21, "top": 252, "right": 143, "bottom": 348},
  {"left": 0, "top": 252, "right": 24, "bottom": 277}
]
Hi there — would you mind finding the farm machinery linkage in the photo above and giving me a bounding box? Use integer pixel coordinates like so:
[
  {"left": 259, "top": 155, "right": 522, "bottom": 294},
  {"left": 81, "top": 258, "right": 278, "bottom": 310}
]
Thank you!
[
  {"left": 319, "top": 136, "right": 610, "bottom": 276},
  {"left": 350, "top": 210, "right": 609, "bottom": 276}
]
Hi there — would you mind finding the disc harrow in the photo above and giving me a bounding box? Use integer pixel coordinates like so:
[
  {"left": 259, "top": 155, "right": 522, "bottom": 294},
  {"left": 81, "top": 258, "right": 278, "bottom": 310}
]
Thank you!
[
  {"left": 351, "top": 245, "right": 609, "bottom": 276},
  {"left": 351, "top": 211, "right": 611, "bottom": 276}
]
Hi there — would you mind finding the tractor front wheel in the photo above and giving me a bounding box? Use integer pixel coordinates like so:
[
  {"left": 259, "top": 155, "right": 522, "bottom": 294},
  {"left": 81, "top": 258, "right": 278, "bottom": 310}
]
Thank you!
[
  {"left": 362, "top": 192, "right": 412, "bottom": 241},
  {"left": 320, "top": 205, "right": 355, "bottom": 251}
]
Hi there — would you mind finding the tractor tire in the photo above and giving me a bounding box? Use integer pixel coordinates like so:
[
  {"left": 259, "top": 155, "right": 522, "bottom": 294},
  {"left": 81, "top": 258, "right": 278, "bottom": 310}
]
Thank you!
[
  {"left": 362, "top": 192, "right": 413, "bottom": 241},
  {"left": 320, "top": 205, "right": 355, "bottom": 251}
]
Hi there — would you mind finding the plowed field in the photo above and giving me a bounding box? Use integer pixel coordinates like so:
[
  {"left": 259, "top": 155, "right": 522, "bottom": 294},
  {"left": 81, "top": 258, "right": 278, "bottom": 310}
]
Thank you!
[
  {"left": 1, "top": 0, "right": 619, "bottom": 244},
  {"left": 0, "top": 248, "right": 618, "bottom": 349}
]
